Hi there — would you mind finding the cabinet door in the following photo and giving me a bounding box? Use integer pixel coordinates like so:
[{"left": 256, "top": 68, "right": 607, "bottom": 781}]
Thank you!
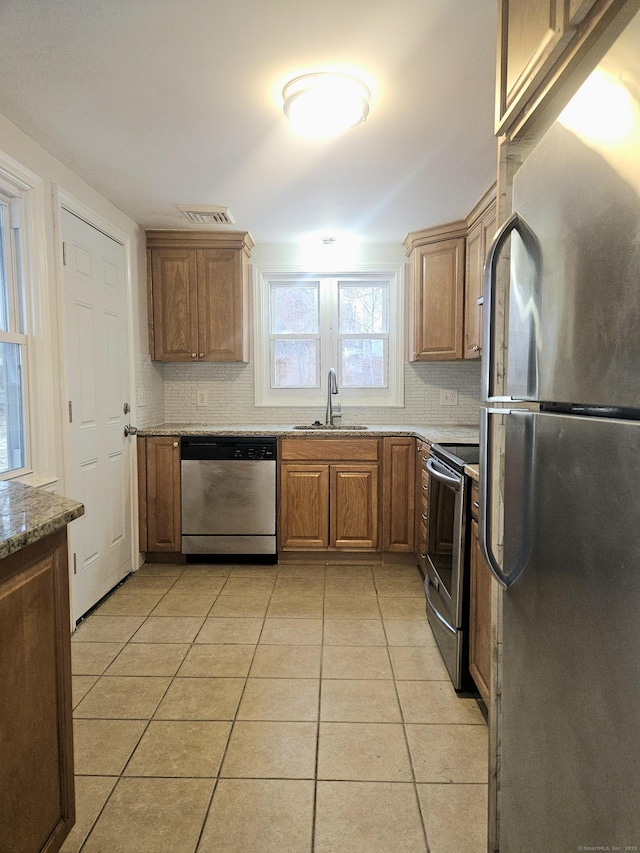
[
  {"left": 197, "top": 248, "right": 248, "bottom": 362},
  {"left": 382, "top": 437, "right": 415, "bottom": 552},
  {"left": 145, "top": 436, "right": 182, "bottom": 552},
  {"left": 330, "top": 464, "right": 379, "bottom": 550},
  {"left": 0, "top": 529, "right": 74, "bottom": 852},
  {"left": 150, "top": 249, "right": 198, "bottom": 362},
  {"left": 469, "top": 517, "right": 492, "bottom": 705},
  {"left": 410, "top": 238, "right": 465, "bottom": 361},
  {"left": 279, "top": 463, "right": 330, "bottom": 549},
  {"left": 464, "top": 200, "right": 496, "bottom": 360}
]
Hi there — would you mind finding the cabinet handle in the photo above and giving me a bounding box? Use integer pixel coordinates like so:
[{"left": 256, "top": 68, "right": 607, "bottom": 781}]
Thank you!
[
  {"left": 473, "top": 344, "right": 480, "bottom": 352},
  {"left": 422, "top": 484, "right": 428, "bottom": 491},
  {"left": 191, "top": 353, "right": 197, "bottom": 358},
  {"left": 421, "top": 512, "right": 427, "bottom": 521},
  {"left": 473, "top": 501, "right": 480, "bottom": 509}
]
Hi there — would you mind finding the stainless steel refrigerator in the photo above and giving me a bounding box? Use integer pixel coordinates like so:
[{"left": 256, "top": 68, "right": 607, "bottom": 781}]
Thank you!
[{"left": 480, "top": 12, "right": 640, "bottom": 851}]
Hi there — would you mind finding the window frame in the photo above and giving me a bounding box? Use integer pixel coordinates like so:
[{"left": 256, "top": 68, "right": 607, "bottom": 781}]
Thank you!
[
  {"left": 253, "top": 264, "right": 404, "bottom": 408},
  {"left": 0, "top": 150, "right": 56, "bottom": 486}
]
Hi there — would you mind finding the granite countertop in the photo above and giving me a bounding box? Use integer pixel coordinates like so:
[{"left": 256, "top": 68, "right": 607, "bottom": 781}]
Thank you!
[
  {"left": 138, "top": 423, "right": 480, "bottom": 445},
  {"left": 0, "top": 481, "right": 84, "bottom": 561}
]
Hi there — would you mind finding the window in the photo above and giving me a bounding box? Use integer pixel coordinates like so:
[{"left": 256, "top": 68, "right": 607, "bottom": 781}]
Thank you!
[
  {"left": 0, "top": 190, "right": 29, "bottom": 476},
  {"left": 254, "top": 268, "right": 404, "bottom": 407}
]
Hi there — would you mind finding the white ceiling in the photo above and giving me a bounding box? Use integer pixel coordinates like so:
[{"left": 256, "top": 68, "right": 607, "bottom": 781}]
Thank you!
[{"left": 0, "top": 0, "right": 498, "bottom": 245}]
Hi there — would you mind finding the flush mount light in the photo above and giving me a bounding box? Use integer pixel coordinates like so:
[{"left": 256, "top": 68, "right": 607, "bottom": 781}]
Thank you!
[{"left": 282, "top": 72, "right": 370, "bottom": 136}]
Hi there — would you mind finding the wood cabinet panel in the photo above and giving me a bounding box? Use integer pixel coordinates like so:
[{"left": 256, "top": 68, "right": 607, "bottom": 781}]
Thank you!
[
  {"left": 150, "top": 249, "right": 198, "bottom": 361},
  {"left": 469, "top": 517, "right": 493, "bottom": 706},
  {"left": 197, "top": 248, "right": 247, "bottom": 361},
  {"left": 382, "top": 436, "right": 415, "bottom": 552},
  {"left": 409, "top": 237, "right": 465, "bottom": 361},
  {"left": 279, "top": 464, "right": 330, "bottom": 549},
  {"left": 280, "top": 438, "right": 379, "bottom": 462},
  {"left": 415, "top": 440, "right": 430, "bottom": 574},
  {"left": 464, "top": 191, "right": 497, "bottom": 359},
  {"left": 331, "top": 465, "right": 379, "bottom": 549},
  {"left": 143, "top": 436, "right": 181, "bottom": 553},
  {"left": 0, "top": 529, "right": 74, "bottom": 852}
]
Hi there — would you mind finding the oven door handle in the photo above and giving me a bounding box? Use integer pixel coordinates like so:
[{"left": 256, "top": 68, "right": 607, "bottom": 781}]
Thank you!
[
  {"left": 424, "top": 576, "right": 456, "bottom": 635},
  {"left": 426, "top": 457, "right": 461, "bottom": 489}
]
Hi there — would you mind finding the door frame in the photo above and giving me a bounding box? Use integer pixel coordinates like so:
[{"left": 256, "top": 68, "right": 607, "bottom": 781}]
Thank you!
[{"left": 53, "top": 186, "right": 140, "bottom": 627}]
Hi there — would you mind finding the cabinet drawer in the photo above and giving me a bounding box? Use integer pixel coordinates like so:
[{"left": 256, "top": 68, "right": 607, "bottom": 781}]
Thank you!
[{"left": 280, "top": 438, "right": 379, "bottom": 462}]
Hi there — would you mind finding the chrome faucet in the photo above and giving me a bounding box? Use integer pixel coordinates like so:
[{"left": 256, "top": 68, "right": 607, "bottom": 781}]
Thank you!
[{"left": 325, "top": 367, "right": 340, "bottom": 426}]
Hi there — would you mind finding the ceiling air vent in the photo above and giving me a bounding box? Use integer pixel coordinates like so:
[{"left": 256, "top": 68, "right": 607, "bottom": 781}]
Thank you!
[{"left": 177, "top": 205, "right": 235, "bottom": 225}]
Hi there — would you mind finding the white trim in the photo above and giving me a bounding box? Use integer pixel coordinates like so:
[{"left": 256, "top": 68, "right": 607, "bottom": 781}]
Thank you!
[
  {"left": 253, "top": 263, "right": 405, "bottom": 408},
  {"left": 0, "top": 150, "right": 57, "bottom": 486}
]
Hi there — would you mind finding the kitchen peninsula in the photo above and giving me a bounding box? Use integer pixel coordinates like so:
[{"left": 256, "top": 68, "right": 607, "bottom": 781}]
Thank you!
[{"left": 0, "top": 481, "right": 84, "bottom": 853}]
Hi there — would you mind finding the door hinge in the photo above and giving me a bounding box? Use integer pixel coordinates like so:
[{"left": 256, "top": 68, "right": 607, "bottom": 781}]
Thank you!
[
  {"left": 68, "top": 400, "right": 73, "bottom": 423},
  {"left": 73, "top": 553, "right": 77, "bottom": 575},
  {"left": 62, "top": 241, "right": 67, "bottom": 266}
]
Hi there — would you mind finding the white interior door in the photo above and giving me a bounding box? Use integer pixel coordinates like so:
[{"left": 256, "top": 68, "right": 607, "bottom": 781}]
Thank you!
[{"left": 61, "top": 207, "right": 133, "bottom": 622}]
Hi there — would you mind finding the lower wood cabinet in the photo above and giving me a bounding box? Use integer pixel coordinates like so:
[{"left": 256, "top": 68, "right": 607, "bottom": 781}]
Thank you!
[
  {"left": 415, "top": 439, "right": 430, "bottom": 574},
  {"left": 469, "top": 481, "right": 493, "bottom": 705},
  {"left": 138, "top": 435, "right": 182, "bottom": 554},
  {"left": 0, "top": 528, "right": 75, "bottom": 852},
  {"left": 279, "top": 438, "right": 380, "bottom": 551},
  {"left": 382, "top": 436, "right": 415, "bottom": 552}
]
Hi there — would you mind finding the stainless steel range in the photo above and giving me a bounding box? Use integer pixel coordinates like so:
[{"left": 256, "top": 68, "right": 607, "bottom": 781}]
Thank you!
[{"left": 424, "top": 442, "right": 479, "bottom": 691}]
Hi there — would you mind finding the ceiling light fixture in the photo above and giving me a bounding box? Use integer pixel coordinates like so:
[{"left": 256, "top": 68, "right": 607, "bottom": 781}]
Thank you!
[{"left": 282, "top": 72, "right": 370, "bottom": 137}]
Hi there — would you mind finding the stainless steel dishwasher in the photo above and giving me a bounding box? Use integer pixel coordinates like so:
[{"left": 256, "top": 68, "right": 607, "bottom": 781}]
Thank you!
[{"left": 181, "top": 436, "right": 277, "bottom": 556}]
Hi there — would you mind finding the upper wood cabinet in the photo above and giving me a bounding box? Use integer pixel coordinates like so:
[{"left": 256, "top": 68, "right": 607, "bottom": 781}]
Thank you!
[
  {"left": 147, "top": 230, "right": 254, "bottom": 362},
  {"left": 404, "top": 186, "right": 496, "bottom": 362},
  {"left": 405, "top": 223, "right": 467, "bottom": 361},
  {"left": 464, "top": 187, "right": 497, "bottom": 360},
  {"left": 496, "top": 0, "right": 636, "bottom": 138}
]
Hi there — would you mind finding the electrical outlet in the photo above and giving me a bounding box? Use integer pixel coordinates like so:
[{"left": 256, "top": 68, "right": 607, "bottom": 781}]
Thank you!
[
  {"left": 440, "top": 389, "right": 458, "bottom": 406},
  {"left": 136, "top": 386, "right": 147, "bottom": 407},
  {"left": 196, "top": 389, "right": 208, "bottom": 407}
]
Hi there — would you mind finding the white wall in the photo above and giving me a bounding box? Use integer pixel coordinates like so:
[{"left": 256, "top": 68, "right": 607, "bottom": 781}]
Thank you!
[{"left": 0, "top": 112, "right": 163, "bottom": 492}]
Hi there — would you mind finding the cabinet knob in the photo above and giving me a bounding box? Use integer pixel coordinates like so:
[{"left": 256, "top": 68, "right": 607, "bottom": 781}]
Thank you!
[
  {"left": 473, "top": 344, "right": 481, "bottom": 353},
  {"left": 191, "top": 353, "right": 197, "bottom": 358},
  {"left": 199, "top": 353, "right": 204, "bottom": 358},
  {"left": 173, "top": 441, "right": 179, "bottom": 448}
]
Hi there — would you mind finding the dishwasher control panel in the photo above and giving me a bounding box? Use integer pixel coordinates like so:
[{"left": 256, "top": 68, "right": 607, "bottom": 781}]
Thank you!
[{"left": 181, "top": 436, "right": 276, "bottom": 461}]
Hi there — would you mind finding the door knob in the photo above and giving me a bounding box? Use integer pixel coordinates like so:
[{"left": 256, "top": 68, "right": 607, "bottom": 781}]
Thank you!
[{"left": 124, "top": 424, "right": 138, "bottom": 437}]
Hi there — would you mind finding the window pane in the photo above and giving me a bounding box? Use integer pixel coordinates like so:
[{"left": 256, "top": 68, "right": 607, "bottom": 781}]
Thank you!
[
  {"left": 273, "top": 339, "right": 318, "bottom": 387},
  {"left": 339, "top": 284, "right": 387, "bottom": 334},
  {"left": 340, "top": 339, "right": 386, "bottom": 387},
  {"left": 271, "top": 284, "right": 319, "bottom": 334},
  {"left": 0, "top": 341, "right": 25, "bottom": 473}
]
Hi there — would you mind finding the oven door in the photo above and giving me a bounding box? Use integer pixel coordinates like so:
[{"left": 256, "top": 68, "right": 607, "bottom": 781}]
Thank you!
[{"left": 425, "top": 455, "right": 466, "bottom": 629}]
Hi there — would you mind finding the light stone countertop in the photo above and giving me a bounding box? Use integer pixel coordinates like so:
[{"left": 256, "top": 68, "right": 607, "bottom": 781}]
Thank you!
[
  {"left": 0, "top": 481, "right": 84, "bottom": 561},
  {"left": 465, "top": 463, "right": 480, "bottom": 482},
  {"left": 138, "top": 423, "right": 480, "bottom": 445}
]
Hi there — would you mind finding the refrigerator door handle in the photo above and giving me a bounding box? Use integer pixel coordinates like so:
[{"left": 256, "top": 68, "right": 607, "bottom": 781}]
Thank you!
[
  {"left": 482, "top": 211, "right": 541, "bottom": 402},
  {"left": 480, "top": 408, "right": 534, "bottom": 588}
]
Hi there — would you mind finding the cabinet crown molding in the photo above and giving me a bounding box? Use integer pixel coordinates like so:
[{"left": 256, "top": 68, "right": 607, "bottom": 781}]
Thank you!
[
  {"left": 403, "top": 220, "right": 467, "bottom": 255},
  {"left": 146, "top": 229, "right": 254, "bottom": 255}
]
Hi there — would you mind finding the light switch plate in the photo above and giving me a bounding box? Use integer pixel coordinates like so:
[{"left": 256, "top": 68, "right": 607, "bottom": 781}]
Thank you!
[{"left": 196, "top": 389, "right": 208, "bottom": 406}]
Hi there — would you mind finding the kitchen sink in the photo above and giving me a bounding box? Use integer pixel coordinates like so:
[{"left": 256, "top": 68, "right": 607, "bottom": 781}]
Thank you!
[{"left": 293, "top": 423, "right": 368, "bottom": 430}]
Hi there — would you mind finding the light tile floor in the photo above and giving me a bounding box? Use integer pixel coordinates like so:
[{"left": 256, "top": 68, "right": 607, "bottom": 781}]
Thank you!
[{"left": 64, "top": 560, "right": 488, "bottom": 853}]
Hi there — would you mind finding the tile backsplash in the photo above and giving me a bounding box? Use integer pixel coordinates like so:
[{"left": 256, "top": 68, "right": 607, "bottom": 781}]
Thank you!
[{"left": 159, "top": 360, "right": 481, "bottom": 426}]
